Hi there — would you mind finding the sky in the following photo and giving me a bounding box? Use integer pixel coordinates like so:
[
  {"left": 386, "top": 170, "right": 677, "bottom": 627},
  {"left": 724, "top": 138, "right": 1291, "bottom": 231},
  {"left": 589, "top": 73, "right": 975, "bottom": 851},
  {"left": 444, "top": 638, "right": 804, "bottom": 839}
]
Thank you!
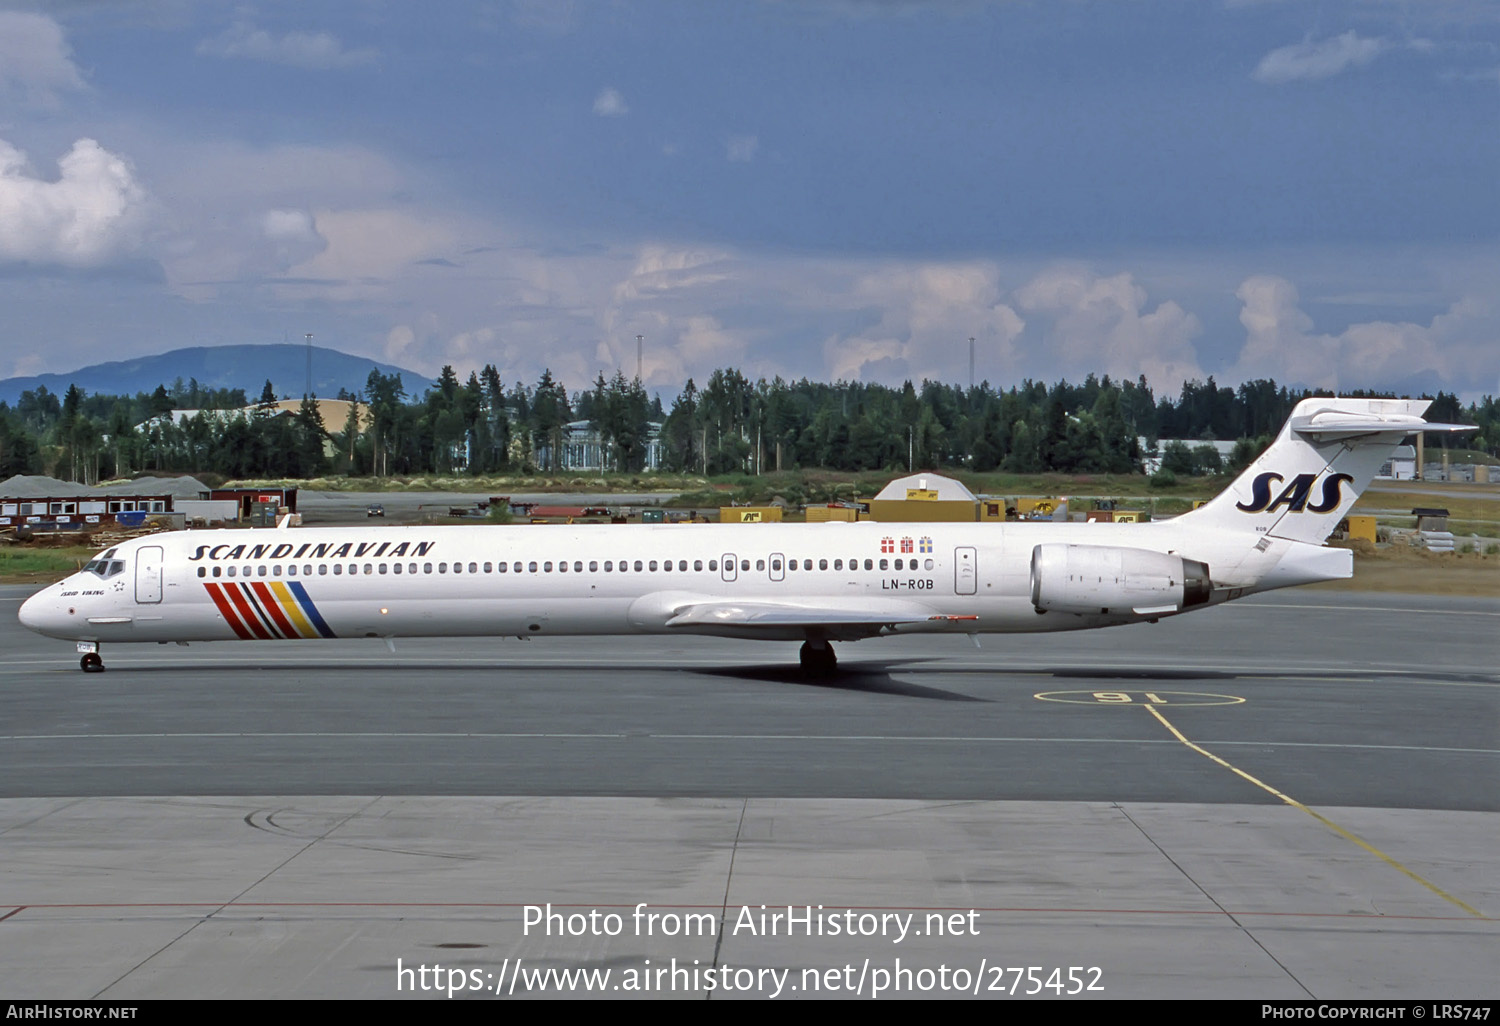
[{"left": 0, "top": 0, "right": 1496, "bottom": 404}]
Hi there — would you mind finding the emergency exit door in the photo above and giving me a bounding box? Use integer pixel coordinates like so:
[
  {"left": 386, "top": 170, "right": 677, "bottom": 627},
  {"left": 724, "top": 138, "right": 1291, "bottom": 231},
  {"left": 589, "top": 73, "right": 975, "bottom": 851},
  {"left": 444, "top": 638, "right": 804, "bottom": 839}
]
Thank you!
[
  {"left": 135, "top": 545, "right": 163, "bottom": 604},
  {"left": 954, "top": 546, "right": 977, "bottom": 595}
]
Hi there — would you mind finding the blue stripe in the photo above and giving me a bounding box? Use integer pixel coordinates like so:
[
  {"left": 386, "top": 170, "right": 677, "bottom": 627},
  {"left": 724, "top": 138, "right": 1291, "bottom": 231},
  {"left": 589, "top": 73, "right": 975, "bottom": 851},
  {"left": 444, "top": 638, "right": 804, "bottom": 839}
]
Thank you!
[{"left": 288, "top": 581, "right": 337, "bottom": 638}]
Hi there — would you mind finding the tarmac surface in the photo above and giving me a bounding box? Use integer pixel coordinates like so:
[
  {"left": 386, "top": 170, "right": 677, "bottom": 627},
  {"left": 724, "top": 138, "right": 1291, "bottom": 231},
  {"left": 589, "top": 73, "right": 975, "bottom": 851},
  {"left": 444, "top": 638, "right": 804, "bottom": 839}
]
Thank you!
[{"left": 0, "top": 587, "right": 1496, "bottom": 999}]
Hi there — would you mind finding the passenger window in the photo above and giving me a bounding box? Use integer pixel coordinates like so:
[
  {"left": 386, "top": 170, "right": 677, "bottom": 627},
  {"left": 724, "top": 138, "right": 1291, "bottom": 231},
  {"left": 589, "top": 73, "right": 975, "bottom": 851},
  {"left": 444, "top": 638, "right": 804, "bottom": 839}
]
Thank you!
[
  {"left": 741, "top": 560, "right": 750, "bottom": 571},
  {"left": 572, "top": 561, "right": 581, "bottom": 573},
  {"left": 895, "top": 559, "right": 903, "bottom": 570},
  {"left": 662, "top": 560, "right": 671, "bottom": 572},
  {"left": 424, "top": 563, "right": 433, "bottom": 574},
  {"left": 649, "top": 560, "right": 658, "bottom": 571},
  {"left": 772, "top": 558, "right": 783, "bottom": 571},
  {"left": 514, "top": 563, "right": 522, "bottom": 573},
  {"left": 678, "top": 560, "right": 687, "bottom": 571},
  {"left": 634, "top": 560, "right": 643, "bottom": 571},
  {"left": 483, "top": 562, "right": 491, "bottom": 573},
  {"left": 604, "top": 561, "right": 613, "bottom": 571},
  {"left": 410, "top": 564, "right": 418, "bottom": 574},
  {"left": 559, "top": 561, "right": 568, "bottom": 572},
  {"left": 454, "top": 562, "right": 463, "bottom": 574},
  {"left": 864, "top": 559, "right": 873, "bottom": 570},
  {"left": 197, "top": 567, "right": 205, "bottom": 578},
  {"left": 393, "top": 563, "right": 402, "bottom": 574},
  {"left": 756, "top": 559, "right": 765, "bottom": 571},
  {"left": 708, "top": 560, "right": 717, "bottom": 571},
  {"left": 924, "top": 559, "right": 934, "bottom": 570},
  {"left": 819, "top": 559, "right": 828, "bottom": 570},
  {"left": 879, "top": 559, "right": 888, "bottom": 570},
  {"left": 497, "top": 562, "right": 506, "bottom": 573},
  {"left": 365, "top": 563, "right": 374, "bottom": 575},
  {"left": 319, "top": 564, "right": 329, "bottom": 575},
  {"left": 334, "top": 565, "right": 343, "bottom": 575},
  {"left": 349, "top": 564, "right": 358, "bottom": 575},
  {"left": 834, "top": 559, "right": 842, "bottom": 570},
  {"left": 273, "top": 565, "right": 282, "bottom": 577},
  {"left": 379, "top": 564, "right": 387, "bottom": 574},
  {"left": 528, "top": 562, "right": 537, "bottom": 573},
  {"left": 439, "top": 563, "right": 448, "bottom": 573},
  {"left": 289, "top": 565, "right": 298, "bottom": 576},
  {"left": 212, "top": 566, "right": 221, "bottom": 578},
  {"left": 544, "top": 561, "right": 553, "bottom": 572},
  {"left": 228, "top": 566, "right": 237, "bottom": 577},
  {"left": 589, "top": 561, "right": 598, "bottom": 572},
  {"left": 694, "top": 560, "right": 703, "bottom": 572}
]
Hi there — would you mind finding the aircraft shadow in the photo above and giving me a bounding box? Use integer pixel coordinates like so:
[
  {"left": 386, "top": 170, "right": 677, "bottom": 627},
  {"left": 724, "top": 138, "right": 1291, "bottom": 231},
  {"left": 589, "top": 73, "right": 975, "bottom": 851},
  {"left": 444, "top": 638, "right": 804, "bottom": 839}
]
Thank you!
[{"left": 695, "top": 660, "right": 989, "bottom": 702}]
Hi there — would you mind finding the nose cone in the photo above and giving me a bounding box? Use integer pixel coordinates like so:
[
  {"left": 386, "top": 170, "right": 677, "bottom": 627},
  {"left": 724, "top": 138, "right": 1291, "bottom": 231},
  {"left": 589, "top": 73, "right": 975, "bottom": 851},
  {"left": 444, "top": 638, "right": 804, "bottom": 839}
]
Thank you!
[{"left": 18, "top": 585, "right": 61, "bottom": 637}]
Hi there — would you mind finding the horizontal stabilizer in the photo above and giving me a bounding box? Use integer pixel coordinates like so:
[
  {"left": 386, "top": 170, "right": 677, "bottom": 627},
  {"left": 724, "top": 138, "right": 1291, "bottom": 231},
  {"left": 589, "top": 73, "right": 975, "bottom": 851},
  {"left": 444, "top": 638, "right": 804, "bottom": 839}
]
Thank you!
[{"left": 1290, "top": 411, "right": 1476, "bottom": 440}]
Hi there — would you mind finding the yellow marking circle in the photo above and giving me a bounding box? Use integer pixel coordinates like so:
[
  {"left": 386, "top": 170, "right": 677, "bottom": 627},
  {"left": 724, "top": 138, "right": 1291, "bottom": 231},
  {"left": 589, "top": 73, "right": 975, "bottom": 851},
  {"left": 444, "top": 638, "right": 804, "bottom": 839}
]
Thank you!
[{"left": 1034, "top": 690, "right": 1245, "bottom": 707}]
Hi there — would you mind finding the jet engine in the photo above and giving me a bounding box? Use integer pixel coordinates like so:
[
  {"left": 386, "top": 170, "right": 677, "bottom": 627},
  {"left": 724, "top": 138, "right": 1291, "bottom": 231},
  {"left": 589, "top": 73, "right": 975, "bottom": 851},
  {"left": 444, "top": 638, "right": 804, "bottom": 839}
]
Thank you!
[{"left": 1030, "top": 544, "right": 1211, "bottom": 616}]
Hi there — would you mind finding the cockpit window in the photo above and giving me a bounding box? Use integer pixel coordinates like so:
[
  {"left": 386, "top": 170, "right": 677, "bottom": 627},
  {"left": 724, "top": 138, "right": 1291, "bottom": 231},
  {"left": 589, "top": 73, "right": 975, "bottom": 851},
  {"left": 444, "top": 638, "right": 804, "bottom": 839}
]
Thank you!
[{"left": 84, "top": 557, "right": 125, "bottom": 579}]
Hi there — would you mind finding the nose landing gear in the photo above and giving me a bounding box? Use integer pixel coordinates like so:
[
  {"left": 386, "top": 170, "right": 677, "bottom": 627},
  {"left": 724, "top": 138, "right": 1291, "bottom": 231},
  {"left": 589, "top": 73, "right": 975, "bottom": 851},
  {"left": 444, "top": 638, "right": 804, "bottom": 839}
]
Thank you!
[{"left": 80, "top": 652, "right": 104, "bottom": 673}]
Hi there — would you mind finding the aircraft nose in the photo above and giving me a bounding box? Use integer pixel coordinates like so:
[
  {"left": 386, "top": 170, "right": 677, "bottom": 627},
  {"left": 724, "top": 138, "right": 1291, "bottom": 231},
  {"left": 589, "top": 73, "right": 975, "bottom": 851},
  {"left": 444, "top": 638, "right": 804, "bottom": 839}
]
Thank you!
[{"left": 18, "top": 587, "right": 60, "bottom": 636}]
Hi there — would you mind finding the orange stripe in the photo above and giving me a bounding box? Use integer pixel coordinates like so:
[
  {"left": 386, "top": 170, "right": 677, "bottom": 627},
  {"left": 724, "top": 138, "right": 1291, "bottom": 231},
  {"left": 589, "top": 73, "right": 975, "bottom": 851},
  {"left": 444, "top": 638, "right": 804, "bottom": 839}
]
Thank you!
[{"left": 251, "top": 582, "right": 299, "bottom": 638}]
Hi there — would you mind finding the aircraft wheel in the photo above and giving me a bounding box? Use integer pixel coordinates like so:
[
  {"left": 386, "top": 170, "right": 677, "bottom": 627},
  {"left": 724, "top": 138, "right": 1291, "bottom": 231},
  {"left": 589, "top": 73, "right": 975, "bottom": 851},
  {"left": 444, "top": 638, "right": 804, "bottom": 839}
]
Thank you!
[
  {"left": 799, "top": 640, "right": 837, "bottom": 676},
  {"left": 80, "top": 652, "right": 104, "bottom": 673}
]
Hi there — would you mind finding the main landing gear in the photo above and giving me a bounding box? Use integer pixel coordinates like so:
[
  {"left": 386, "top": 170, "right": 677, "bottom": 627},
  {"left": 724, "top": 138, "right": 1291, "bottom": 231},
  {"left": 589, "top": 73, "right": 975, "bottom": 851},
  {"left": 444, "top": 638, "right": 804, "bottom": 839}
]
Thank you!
[{"left": 799, "top": 639, "right": 837, "bottom": 676}]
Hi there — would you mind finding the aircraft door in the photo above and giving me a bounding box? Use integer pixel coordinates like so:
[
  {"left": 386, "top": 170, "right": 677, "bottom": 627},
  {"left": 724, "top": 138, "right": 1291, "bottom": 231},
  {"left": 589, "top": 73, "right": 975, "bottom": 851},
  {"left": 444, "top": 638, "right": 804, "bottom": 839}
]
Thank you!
[
  {"left": 135, "top": 545, "right": 164, "bottom": 604},
  {"left": 769, "top": 552, "right": 785, "bottom": 582},
  {"left": 721, "top": 553, "right": 737, "bottom": 582},
  {"left": 954, "top": 546, "right": 977, "bottom": 595}
]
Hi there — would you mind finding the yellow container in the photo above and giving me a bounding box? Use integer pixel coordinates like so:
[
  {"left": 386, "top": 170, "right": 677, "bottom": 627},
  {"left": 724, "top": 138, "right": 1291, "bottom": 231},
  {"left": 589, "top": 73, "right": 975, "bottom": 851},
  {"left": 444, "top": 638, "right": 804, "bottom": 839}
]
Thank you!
[
  {"left": 720, "top": 506, "right": 783, "bottom": 523},
  {"left": 866, "top": 499, "right": 977, "bottom": 522},
  {"left": 806, "top": 506, "right": 859, "bottom": 523},
  {"left": 1340, "top": 515, "right": 1377, "bottom": 544}
]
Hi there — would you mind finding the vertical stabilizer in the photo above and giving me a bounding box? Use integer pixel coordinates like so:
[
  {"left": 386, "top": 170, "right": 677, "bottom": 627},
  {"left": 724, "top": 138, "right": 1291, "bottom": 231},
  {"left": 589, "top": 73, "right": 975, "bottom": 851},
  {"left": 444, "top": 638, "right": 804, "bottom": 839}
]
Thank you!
[{"left": 1181, "top": 398, "right": 1442, "bottom": 545}]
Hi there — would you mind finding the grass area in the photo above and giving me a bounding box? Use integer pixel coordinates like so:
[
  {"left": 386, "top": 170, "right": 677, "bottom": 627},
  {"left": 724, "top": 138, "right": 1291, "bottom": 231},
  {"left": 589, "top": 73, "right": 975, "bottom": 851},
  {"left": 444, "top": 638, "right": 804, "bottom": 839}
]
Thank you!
[
  {"left": 0, "top": 546, "right": 93, "bottom": 581},
  {"left": 1356, "top": 486, "right": 1500, "bottom": 523}
]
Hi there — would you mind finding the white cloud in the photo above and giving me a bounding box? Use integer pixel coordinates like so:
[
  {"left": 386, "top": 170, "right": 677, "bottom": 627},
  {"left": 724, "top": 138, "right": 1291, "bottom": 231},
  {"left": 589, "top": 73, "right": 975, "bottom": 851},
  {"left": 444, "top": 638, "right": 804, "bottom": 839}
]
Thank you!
[
  {"left": 592, "top": 87, "right": 628, "bottom": 116},
  {"left": 1253, "top": 31, "right": 1387, "bottom": 84},
  {"left": 197, "top": 20, "right": 377, "bottom": 70},
  {"left": 726, "top": 135, "right": 759, "bottom": 162},
  {"left": 611, "top": 246, "right": 733, "bottom": 305},
  {"left": 0, "top": 138, "right": 148, "bottom": 267},
  {"left": 149, "top": 142, "right": 406, "bottom": 299},
  {"left": 824, "top": 262, "right": 1026, "bottom": 383},
  {"left": 277, "top": 209, "right": 457, "bottom": 295},
  {"left": 1013, "top": 266, "right": 1204, "bottom": 387},
  {"left": 1230, "top": 274, "right": 1496, "bottom": 396},
  {"left": 0, "top": 12, "right": 86, "bottom": 105}
]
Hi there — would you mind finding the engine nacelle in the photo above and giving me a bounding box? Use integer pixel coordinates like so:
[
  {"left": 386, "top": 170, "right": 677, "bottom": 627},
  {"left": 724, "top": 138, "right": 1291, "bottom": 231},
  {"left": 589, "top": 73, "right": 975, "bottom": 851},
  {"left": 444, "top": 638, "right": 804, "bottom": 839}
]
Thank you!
[{"left": 1030, "top": 544, "right": 1211, "bottom": 616}]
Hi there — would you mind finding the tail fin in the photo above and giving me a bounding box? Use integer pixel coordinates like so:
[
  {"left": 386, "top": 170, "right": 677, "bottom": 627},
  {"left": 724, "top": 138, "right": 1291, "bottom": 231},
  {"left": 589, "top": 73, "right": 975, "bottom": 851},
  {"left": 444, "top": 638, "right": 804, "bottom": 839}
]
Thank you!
[{"left": 1180, "top": 398, "right": 1470, "bottom": 545}]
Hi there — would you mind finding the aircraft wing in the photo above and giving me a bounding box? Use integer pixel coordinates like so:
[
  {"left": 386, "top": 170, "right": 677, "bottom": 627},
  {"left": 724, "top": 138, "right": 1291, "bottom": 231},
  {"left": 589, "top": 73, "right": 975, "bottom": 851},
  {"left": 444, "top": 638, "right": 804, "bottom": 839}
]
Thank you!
[{"left": 655, "top": 596, "right": 971, "bottom": 640}]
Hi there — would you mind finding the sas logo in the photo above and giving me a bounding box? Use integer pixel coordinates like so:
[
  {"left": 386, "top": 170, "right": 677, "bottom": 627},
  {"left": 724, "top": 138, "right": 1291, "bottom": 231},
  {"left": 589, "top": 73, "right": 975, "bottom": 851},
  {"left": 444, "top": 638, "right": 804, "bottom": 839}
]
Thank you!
[{"left": 1236, "top": 472, "right": 1354, "bottom": 515}]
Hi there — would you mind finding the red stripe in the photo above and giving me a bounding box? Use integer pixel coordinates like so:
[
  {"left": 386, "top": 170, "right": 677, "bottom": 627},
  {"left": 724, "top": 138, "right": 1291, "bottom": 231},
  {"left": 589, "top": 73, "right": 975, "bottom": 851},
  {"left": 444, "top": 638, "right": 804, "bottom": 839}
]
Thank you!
[
  {"left": 236, "top": 583, "right": 283, "bottom": 639},
  {"left": 204, "top": 583, "right": 254, "bottom": 640},
  {"left": 251, "top": 582, "right": 299, "bottom": 638},
  {"left": 225, "top": 583, "right": 273, "bottom": 640}
]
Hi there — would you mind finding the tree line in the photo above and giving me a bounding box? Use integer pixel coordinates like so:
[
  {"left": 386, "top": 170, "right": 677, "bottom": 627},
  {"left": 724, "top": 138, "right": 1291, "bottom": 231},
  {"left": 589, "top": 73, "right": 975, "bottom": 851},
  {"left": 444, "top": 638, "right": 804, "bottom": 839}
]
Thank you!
[{"left": 0, "top": 365, "right": 1490, "bottom": 483}]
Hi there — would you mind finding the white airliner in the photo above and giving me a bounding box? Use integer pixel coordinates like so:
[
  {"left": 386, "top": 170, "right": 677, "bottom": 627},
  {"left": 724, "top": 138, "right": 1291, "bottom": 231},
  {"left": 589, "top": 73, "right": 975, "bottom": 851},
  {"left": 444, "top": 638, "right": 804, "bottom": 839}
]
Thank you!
[{"left": 18, "top": 398, "right": 1469, "bottom": 673}]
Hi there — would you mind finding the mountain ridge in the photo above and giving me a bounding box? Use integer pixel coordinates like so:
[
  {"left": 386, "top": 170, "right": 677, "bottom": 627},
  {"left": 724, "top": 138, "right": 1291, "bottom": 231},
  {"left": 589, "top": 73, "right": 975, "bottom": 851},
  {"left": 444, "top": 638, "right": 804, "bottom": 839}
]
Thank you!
[{"left": 0, "top": 344, "right": 436, "bottom": 406}]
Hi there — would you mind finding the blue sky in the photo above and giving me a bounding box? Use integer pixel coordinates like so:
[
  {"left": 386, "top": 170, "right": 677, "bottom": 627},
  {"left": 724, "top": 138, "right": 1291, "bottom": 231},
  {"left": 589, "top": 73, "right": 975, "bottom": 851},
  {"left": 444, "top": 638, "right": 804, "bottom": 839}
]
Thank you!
[{"left": 1, "top": 0, "right": 1496, "bottom": 402}]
